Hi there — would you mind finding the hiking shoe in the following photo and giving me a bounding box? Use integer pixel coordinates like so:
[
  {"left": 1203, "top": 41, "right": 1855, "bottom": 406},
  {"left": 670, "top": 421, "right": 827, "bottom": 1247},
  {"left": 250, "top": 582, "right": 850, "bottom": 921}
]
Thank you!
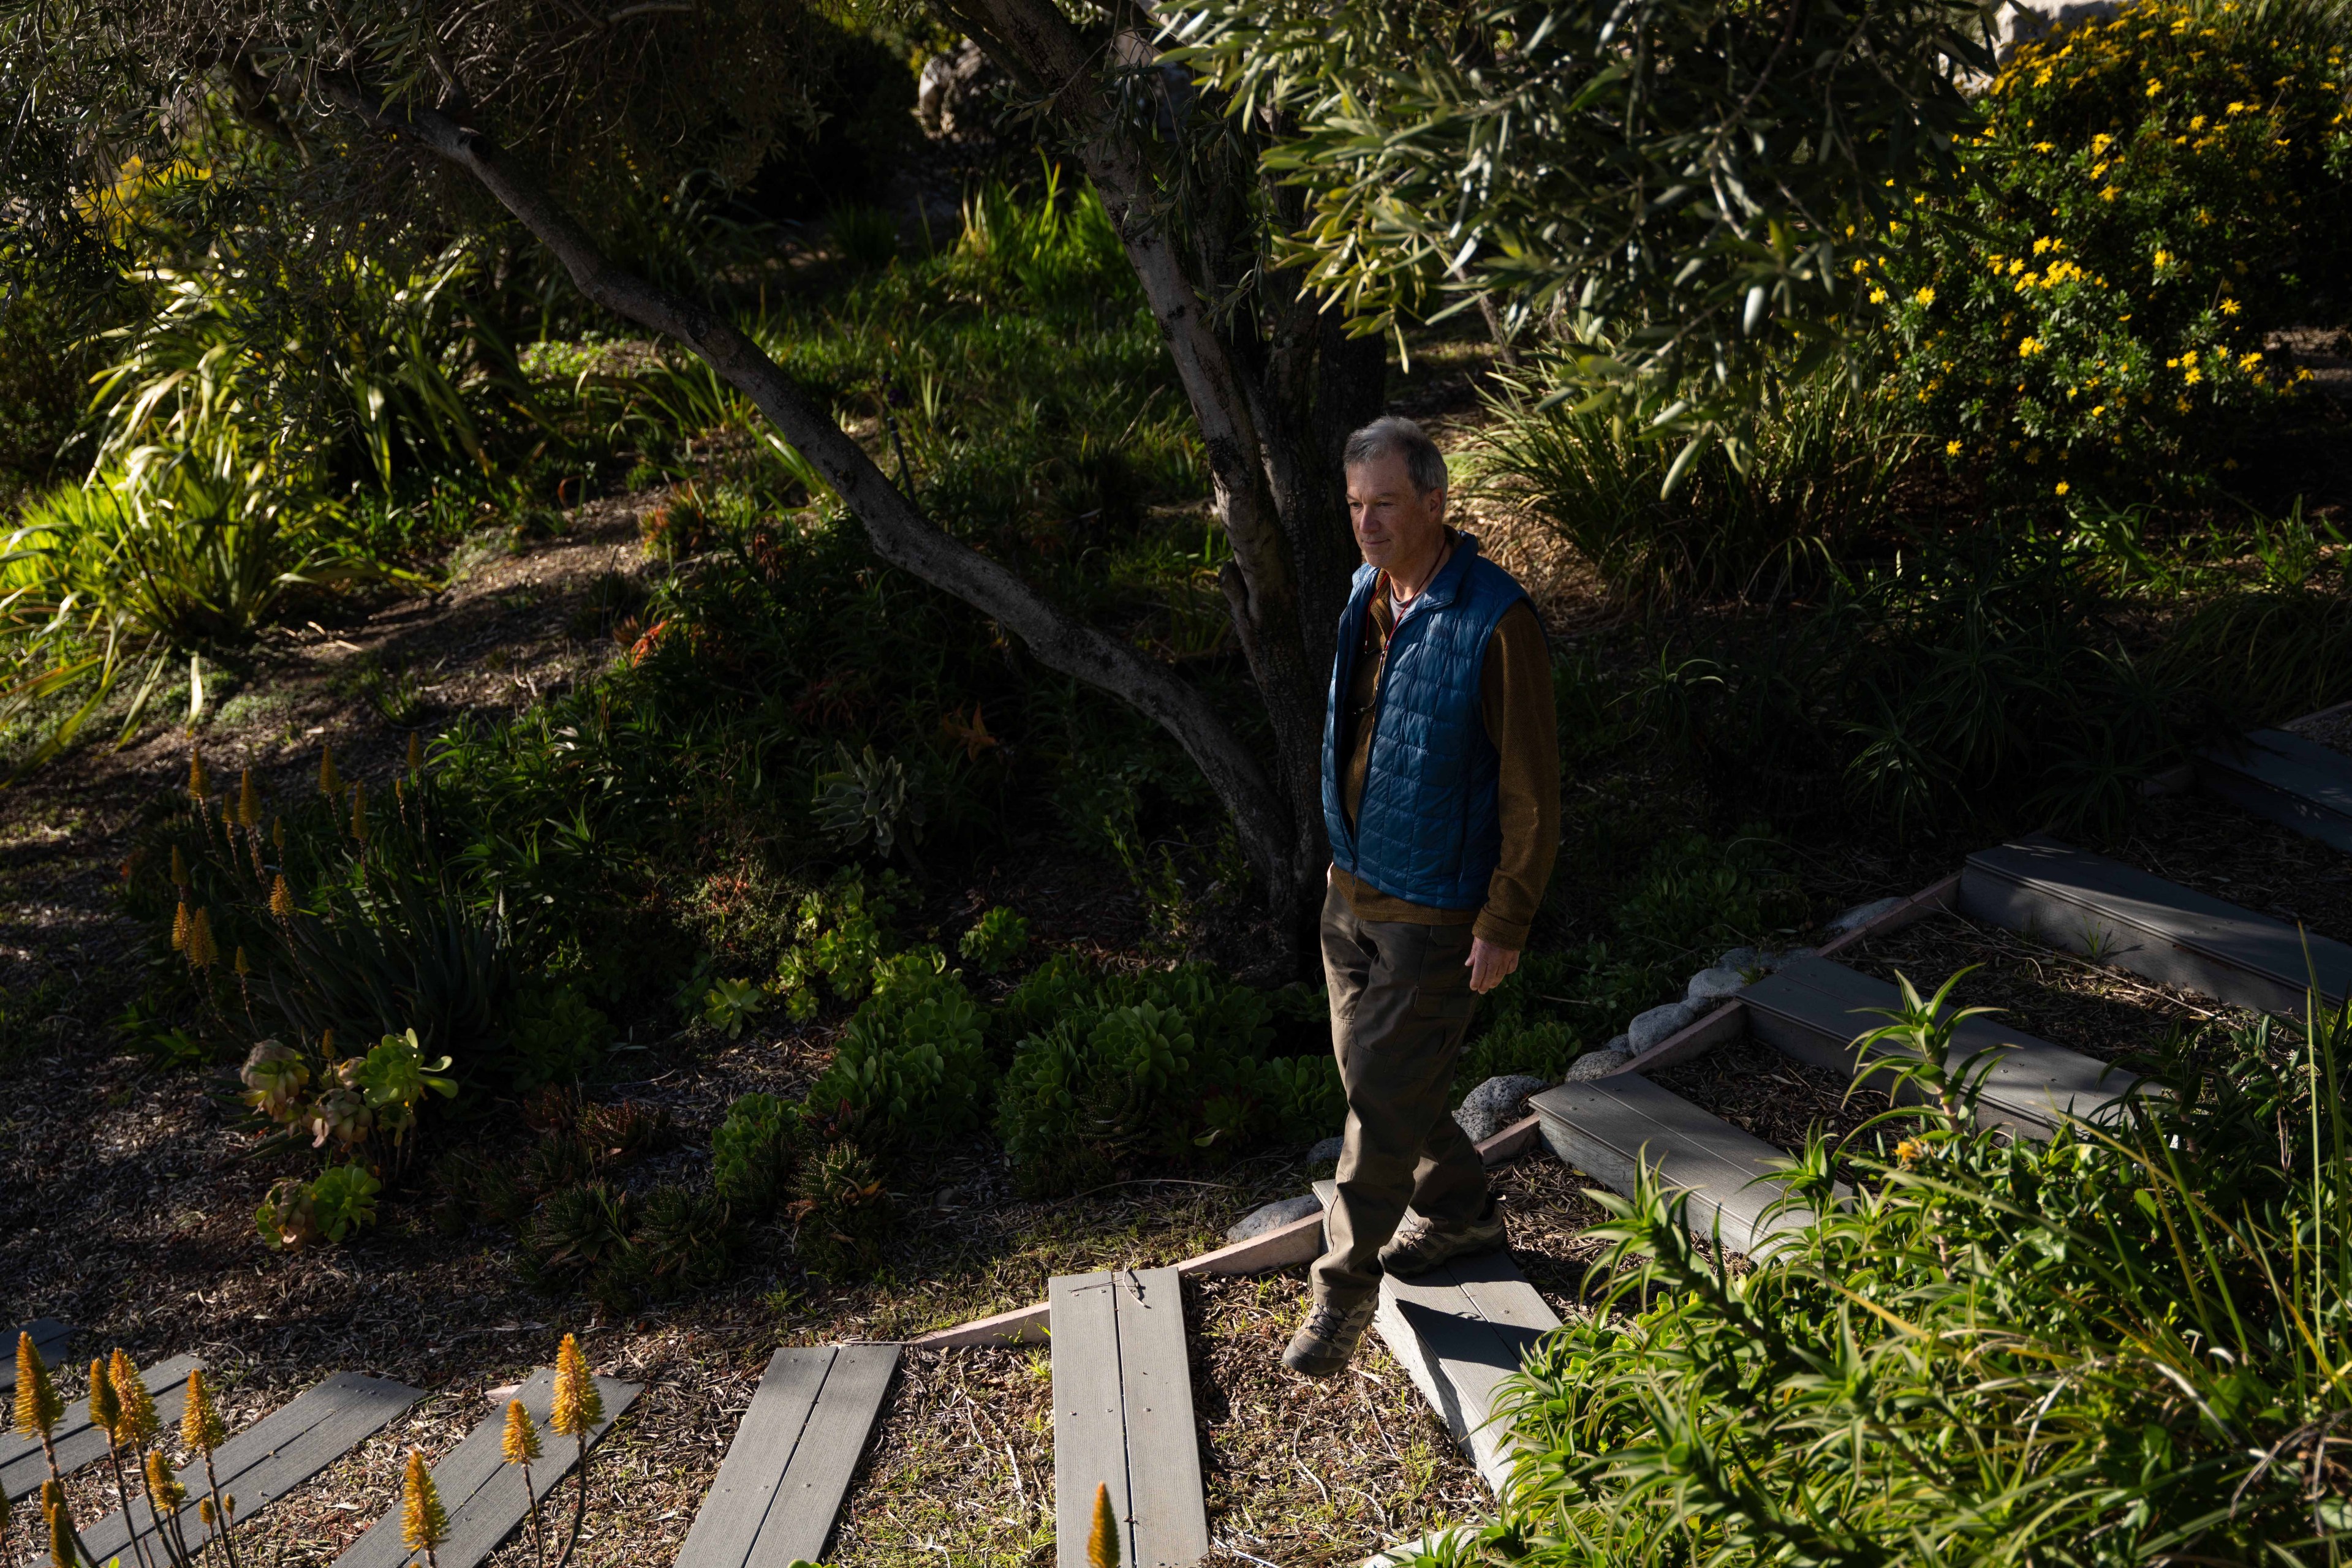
[
  {"left": 1377, "top": 1202, "right": 1508, "bottom": 1279},
  {"left": 1281, "top": 1294, "right": 1378, "bottom": 1379}
]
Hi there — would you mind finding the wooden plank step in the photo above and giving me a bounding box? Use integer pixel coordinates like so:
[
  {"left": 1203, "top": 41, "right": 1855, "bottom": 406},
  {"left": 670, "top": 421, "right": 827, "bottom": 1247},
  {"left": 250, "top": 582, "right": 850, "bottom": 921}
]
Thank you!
[
  {"left": 1, "top": 1319, "right": 70, "bottom": 1391},
  {"left": 1529, "top": 1076, "right": 1823, "bottom": 1256},
  {"left": 1, "top": 1353, "right": 203, "bottom": 1502},
  {"left": 1051, "top": 1267, "right": 1206, "bottom": 1568},
  {"left": 81, "top": 1372, "right": 423, "bottom": 1563},
  {"left": 2198, "top": 729, "right": 2352, "bottom": 854},
  {"left": 673, "top": 1344, "right": 897, "bottom": 1568},
  {"left": 1961, "top": 833, "right": 2352, "bottom": 1017},
  {"left": 1744, "top": 956, "right": 2139, "bottom": 1136},
  {"left": 1371, "top": 1248, "right": 1559, "bottom": 1494},
  {"left": 331, "top": 1367, "right": 638, "bottom": 1568}
]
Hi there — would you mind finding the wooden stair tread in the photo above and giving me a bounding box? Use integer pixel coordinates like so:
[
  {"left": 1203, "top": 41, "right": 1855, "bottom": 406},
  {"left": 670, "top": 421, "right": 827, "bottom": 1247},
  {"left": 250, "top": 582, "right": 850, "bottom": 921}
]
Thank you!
[
  {"left": 331, "top": 1368, "right": 638, "bottom": 1568},
  {"left": 0, "top": 1353, "right": 203, "bottom": 1502},
  {"left": 673, "top": 1345, "right": 896, "bottom": 1568},
  {"left": 0, "top": 1319, "right": 70, "bottom": 1392},
  {"left": 1961, "top": 834, "right": 2352, "bottom": 1016},
  {"left": 83, "top": 1372, "right": 424, "bottom": 1562},
  {"left": 1371, "top": 1249, "right": 1559, "bottom": 1494},
  {"left": 1051, "top": 1267, "right": 1206, "bottom": 1568},
  {"left": 1529, "top": 1076, "right": 1821, "bottom": 1256},
  {"left": 1745, "top": 956, "right": 2138, "bottom": 1134},
  {"left": 2198, "top": 729, "right": 2352, "bottom": 853}
]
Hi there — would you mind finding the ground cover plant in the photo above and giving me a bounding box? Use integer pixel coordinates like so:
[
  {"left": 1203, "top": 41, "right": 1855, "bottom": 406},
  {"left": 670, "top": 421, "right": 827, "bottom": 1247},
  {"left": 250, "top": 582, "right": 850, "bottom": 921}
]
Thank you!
[{"left": 1403, "top": 971, "right": 2352, "bottom": 1566}]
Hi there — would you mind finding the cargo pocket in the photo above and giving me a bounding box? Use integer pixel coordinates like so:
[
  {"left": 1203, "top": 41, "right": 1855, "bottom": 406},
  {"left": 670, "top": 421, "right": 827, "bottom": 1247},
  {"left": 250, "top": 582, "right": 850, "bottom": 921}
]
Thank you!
[{"left": 1411, "top": 986, "right": 1475, "bottom": 1023}]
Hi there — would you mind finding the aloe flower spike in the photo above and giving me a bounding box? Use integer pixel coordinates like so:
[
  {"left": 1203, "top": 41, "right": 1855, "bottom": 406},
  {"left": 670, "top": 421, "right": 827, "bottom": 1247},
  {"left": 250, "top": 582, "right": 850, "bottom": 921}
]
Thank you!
[
  {"left": 1089, "top": 1481, "right": 1121, "bottom": 1567},
  {"left": 110, "top": 1348, "right": 158, "bottom": 1449},
  {"left": 502, "top": 1400, "right": 546, "bottom": 1563},
  {"left": 89, "top": 1357, "right": 159, "bottom": 1568},
  {"left": 142, "top": 1447, "right": 199, "bottom": 1566},
  {"left": 183, "top": 1370, "right": 242, "bottom": 1568},
  {"left": 548, "top": 1336, "right": 602, "bottom": 1568},
  {"left": 401, "top": 1449, "right": 447, "bottom": 1568}
]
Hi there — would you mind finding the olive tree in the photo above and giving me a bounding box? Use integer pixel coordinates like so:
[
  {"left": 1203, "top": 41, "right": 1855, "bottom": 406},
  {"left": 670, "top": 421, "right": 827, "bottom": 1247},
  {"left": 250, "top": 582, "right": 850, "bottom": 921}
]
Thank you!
[{"left": 0, "top": 0, "right": 1988, "bottom": 943}]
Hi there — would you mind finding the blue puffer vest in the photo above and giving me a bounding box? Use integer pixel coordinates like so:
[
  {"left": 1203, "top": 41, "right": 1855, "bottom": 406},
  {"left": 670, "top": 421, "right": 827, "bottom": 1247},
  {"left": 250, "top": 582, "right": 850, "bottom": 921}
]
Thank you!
[{"left": 1322, "top": 534, "right": 1531, "bottom": 910}]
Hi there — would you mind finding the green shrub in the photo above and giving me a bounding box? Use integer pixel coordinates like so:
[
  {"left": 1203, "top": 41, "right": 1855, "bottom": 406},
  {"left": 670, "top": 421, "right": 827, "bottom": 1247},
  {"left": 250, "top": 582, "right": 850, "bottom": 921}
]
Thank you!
[
  {"left": 1454, "top": 1016, "right": 1582, "bottom": 1090},
  {"left": 504, "top": 982, "right": 614, "bottom": 1089},
  {"left": 1475, "top": 359, "right": 1920, "bottom": 602},
  {"left": 1421, "top": 973, "right": 2352, "bottom": 1566},
  {"left": 996, "top": 965, "right": 1304, "bottom": 1196},
  {"left": 790, "top": 1140, "right": 893, "bottom": 1280},
  {"left": 1880, "top": 1, "right": 2352, "bottom": 499},
  {"left": 713, "top": 1091, "right": 800, "bottom": 1215},
  {"left": 521, "top": 1176, "right": 737, "bottom": 1310},
  {"left": 957, "top": 905, "right": 1031, "bottom": 973},
  {"left": 1613, "top": 827, "right": 1809, "bottom": 963},
  {"left": 774, "top": 867, "right": 902, "bottom": 1019},
  {"left": 239, "top": 1028, "right": 455, "bottom": 1248},
  {"left": 1630, "top": 537, "right": 2265, "bottom": 838},
  {"left": 1261, "top": 1052, "right": 1346, "bottom": 1139},
  {"left": 805, "top": 973, "right": 990, "bottom": 1145}
]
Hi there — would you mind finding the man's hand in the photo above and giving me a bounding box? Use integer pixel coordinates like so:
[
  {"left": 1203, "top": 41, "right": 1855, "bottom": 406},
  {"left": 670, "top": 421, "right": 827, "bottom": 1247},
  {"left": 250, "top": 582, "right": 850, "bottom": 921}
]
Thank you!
[{"left": 1465, "top": 937, "right": 1519, "bottom": 994}]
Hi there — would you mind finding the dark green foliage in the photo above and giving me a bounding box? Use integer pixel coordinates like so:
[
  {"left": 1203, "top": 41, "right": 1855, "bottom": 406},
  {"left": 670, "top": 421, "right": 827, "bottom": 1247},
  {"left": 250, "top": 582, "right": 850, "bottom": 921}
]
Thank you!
[
  {"left": 712, "top": 1091, "right": 800, "bottom": 1216},
  {"left": 804, "top": 961, "right": 990, "bottom": 1146},
  {"left": 1612, "top": 827, "right": 1808, "bottom": 963},
  {"left": 501, "top": 982, "right": 614, "bottom": 1090},
  {"left": 616, "top": 1184, "right": 741, "bottom": 1303},
  {"left": 1260, "top": 1052, "right": 1346, "bottom": 1140},
  {"left": 789, "top": 1141, "right": 893, "bottom": 1281},
  {"left": 1625, "top": 537, "right": 2281, "bottom": 840},
  {"left": 1178, "top": 0, "right": 1987, "bottom": 438},
  {"left": 775, "top": 868, "right": 902, "bottom": 1019},
  {"left": 957, "top": 905, "right": 1031, "bottom": 974},
  {"left": 995, "top": 962, "right": 1323, "bottom": 1196}
]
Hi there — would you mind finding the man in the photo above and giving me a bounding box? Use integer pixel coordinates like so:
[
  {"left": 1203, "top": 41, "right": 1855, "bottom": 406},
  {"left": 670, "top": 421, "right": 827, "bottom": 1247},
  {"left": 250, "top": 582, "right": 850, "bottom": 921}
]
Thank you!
[{"left": 1284, "top": 415, "right": 1559, "bottom": 1378}]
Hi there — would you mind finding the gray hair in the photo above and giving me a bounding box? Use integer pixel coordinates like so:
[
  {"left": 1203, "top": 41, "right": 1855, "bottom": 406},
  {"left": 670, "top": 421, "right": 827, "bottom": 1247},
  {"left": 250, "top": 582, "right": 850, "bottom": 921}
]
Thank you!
[{"left": 1342, "top": 415, "right": 1448, "bottom": 496}]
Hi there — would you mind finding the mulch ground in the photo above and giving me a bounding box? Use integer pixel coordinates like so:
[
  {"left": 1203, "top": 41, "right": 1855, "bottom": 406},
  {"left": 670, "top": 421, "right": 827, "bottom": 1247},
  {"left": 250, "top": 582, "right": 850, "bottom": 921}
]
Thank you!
[{"left": 1842, "top": 909, "right": 2240, "bottom": 1065}]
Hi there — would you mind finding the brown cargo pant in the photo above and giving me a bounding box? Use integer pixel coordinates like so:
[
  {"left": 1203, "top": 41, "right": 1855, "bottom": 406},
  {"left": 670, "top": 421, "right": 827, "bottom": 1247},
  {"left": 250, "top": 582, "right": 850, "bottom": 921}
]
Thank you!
[{"left": 1310, "top": 881, "right": 1490, "bottom": 1306}]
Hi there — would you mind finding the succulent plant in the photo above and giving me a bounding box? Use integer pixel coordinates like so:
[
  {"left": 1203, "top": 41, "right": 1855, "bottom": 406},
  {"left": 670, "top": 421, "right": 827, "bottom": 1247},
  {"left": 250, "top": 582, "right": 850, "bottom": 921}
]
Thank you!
[{"left": 239, "top": 1041, "right": 311, "bottom": 1123}]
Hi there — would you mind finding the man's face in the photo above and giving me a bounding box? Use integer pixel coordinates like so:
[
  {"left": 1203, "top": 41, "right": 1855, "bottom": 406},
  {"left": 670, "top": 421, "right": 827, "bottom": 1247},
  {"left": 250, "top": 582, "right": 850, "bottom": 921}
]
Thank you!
[{"left": 1346, "top": 452, "right": 1446, "bottom": 573}]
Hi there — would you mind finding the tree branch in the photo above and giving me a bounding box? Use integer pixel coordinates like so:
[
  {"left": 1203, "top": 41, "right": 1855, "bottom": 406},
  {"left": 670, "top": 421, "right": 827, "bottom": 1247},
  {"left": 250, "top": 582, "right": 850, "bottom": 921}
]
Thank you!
[{"left": 314, "top": 74, "right": 1299, "bottom": 891}]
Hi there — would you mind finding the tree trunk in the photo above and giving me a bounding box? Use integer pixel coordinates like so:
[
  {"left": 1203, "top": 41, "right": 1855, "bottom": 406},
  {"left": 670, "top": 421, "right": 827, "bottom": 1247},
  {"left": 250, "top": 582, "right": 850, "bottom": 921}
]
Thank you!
[{"left": 956, "top": 0, "right": 1386, "bottom": 957}]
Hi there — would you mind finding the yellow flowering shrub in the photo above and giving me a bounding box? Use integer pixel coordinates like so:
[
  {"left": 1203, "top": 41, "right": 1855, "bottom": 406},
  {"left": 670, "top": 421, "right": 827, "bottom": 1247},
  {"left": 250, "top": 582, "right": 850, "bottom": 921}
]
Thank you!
[{"left": 1878, "top": 1, "right": 2352, "bottom": 497}]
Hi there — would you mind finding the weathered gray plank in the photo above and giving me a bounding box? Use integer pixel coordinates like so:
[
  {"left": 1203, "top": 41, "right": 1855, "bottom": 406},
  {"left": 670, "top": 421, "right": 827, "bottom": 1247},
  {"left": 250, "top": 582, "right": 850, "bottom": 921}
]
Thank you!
[
  {"left": 1053, "top": 1272, "right": 1129, "bottom": 1568},
  {"left": 675, "top": 1349, "right": 838, "bottom": 1568},
  {"left": 0, "top": 1319, "right": 70, "bottom": 1391},
  {"left": 331, "top": 1368, "right": 637, "bottom": 1568},
  {"left": 1372, "top": 1250, "right": 1559, "bottom": 1494},
  {"left": 2199, "top": 730, "right": 2352, "bottom": 854},
  {"left": 1053, "top": 1268, "right": 1206, "bottom": 1568},
  {"left": 1109, "top": 1270, "right": 1206, "bottom": 1568},
  {"left": 1961, "top": 834, "right": 2352, "bottom": 1016},
  {"left": 1530, "top": 1076, "right": 1821, "bottom": 1256},
  {"left": 742, "top": 1345, "right": 896, "bottom": 1568},
  {"left": 1745, "top": 956, "right": 2140, "bottom": 1135},
  {"left": 81, "top": 1372, "right": 423, "bottom": 1562},
  {"left": 0, "top": 1353, "right": 203, "bottom": 1502}
]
